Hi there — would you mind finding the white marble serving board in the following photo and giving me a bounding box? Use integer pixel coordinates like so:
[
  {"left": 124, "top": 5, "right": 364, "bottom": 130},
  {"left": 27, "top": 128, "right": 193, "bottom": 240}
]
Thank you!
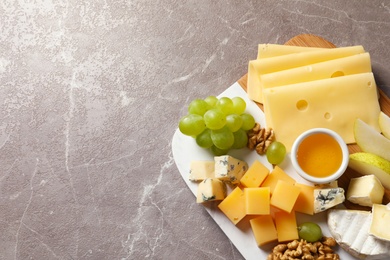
[{"left": 172, "top": 82, "right": 358, "bottom": 260}]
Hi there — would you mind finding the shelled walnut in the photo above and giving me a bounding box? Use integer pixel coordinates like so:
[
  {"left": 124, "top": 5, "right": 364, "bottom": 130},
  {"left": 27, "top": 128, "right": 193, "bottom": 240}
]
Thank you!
[
  {"left": 267, "top": 237, "right": 340, "bottom": 260},
  {"left": 247, "top": 123, "right": 275, "bottom": 155}
]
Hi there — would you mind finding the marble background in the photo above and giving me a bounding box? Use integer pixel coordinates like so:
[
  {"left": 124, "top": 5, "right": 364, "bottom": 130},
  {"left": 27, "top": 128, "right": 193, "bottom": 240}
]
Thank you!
[{"left": 1, "top": 1, "right": 390, "bottom": 259}]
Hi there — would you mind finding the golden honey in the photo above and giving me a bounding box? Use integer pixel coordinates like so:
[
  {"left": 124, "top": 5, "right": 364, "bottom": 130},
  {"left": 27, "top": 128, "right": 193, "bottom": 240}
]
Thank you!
[{"left": 296, "top": 133, "right": 343, "bottom": 178}]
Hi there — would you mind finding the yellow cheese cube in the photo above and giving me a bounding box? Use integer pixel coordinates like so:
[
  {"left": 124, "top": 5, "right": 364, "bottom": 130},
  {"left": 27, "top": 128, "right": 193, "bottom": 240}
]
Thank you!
[
  {"left": 240, "top": 160, "right": 270, "bottom": 188},
  {"left": 270, "top": 180, "right": 301, "bottom": 213},
  {"left": 257, "top": 44, "right": 325, "bottom": 59},
  {"left": 247, "top": 45, "right": 365, "bottom": 103},
  {"left": 293, "top": 183, "right": 315, "bottom": 215},
  {"left": 244, "top": 187, "right": 270, "bottom": 215},
  {"left": 218, "top": 187, "right": 246, "bottom": 225},
  {"left": 261, "top": 53, "right": 371, "bottom": 89},
  {"left": 249, "top": 215, "right": 278, "bottom": 246},
  {"left": 263, "top": 72, "right": 381, "bottom": 151},
  {"left": 261, "top": 166, "right": 295, "bottom": 194},
  {"left": 274, "top": 211, "right": 299, "bottom": 242},
  {"left": 196, "top": 178, "right": 227, "bottom": 203},
  {"left": 189, "top": 161, "right": 214, "bottom": 181}
]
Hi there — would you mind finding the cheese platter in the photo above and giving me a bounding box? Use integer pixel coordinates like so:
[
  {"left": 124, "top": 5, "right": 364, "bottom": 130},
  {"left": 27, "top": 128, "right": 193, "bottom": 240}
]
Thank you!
[{"left": 172, "top": 34, "right": 390, "bottom": 259}]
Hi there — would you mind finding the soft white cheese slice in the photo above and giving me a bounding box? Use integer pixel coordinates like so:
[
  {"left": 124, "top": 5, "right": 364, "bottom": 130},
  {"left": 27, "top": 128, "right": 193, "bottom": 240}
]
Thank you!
[
  {"left": 370, "top": 204, "right": 390, "bottom": 242},
  {"left": 328, "top": 209, "right": 390, "bottom": 259},
  {"left": 347, "top": 175, "right": 384, "bottom": 207}
]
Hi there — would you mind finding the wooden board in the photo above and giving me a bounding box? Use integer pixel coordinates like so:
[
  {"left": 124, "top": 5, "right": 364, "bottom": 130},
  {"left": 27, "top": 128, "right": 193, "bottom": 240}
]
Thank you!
[{"left": 237, "top": 34, "right": 390, "bottom": 210}]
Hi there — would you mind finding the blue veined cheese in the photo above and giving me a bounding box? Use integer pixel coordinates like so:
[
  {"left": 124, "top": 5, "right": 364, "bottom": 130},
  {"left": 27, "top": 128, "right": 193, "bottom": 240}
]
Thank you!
[
  {"left": 196, "top": 178, "right": 227, "bottom": 203},
  {"left": 314, "top": 187, "right": 345, "bottom": 213},
  {"left": 188, "top": 161, "right": 215, "bottom": 181},
  {"left": 328, "top": 209, "right": 390, "bottom": 259},
  {"left": 214, "top": 155, "right": 248, "bottom": 185}
]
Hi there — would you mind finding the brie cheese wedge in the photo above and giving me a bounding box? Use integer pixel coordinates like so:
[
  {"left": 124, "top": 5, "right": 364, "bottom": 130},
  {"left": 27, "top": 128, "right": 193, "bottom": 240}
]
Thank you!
[{"left": 327, "top": 209, "right": 390, "bottom": 259}]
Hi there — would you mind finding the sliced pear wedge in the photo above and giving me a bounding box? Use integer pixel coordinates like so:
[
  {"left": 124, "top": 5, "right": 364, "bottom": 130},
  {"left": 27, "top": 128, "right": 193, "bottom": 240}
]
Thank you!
[
  {"left": 379, "top": 111, "right": 390, "bottom": 139},
  {"left": 354, "top": 118, "right": 390, "bottom": 162},
  {"left": 349, "top": 152, "right": 390, "bottom": 190}
]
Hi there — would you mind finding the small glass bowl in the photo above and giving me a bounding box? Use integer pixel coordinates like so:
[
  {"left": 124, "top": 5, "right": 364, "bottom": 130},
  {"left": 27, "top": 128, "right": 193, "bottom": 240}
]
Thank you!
[{"left": 290, "top": 128, "right": 349, "bottom": 184}]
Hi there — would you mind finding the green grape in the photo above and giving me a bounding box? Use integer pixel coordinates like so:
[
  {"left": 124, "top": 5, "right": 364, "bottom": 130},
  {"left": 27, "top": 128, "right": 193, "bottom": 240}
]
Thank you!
[
  {"left": 225, "top": 114, "right": 243, "bottom": 132},
  {"left": 216, "top": 97, "right": 234, "bottom": 115},
  {"left": 298, "top": 222, "right": 323, "bottom": 242},
  {"left": 231, "top": 129, "right": 248, "bottom": 149},
  {"left": 266, "top": 141, "right": 286, "bottom": 165},
  {"left": 203, "top": 109, "right": 226, "bottom": 130},
  {"left": 210, "top": 145, "right": 229, "bottom": 156},
  {"left": 188, "top": 99, "right": 209, "bottom": 116},
  {"left": 196, "top": 129, "right": 213, "bottom": 148},
  {"left": 210, "top": 126, "right": 234, "bottom": 150},
  {"left": 178, "top": 114, "right": 206, "bottom": 136},
  {"left": 240, "top": 113, "right": 256, "bottom": 130},
  {"left": 204, "top": 96, "right": 218, "bottom": 108},
  {"left": 232, "top": 97, "right": 246, "bottom": 115}
]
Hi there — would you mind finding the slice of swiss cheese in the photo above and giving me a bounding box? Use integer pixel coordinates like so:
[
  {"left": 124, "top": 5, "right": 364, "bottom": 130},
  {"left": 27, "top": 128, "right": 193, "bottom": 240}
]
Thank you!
[
  {"left": 261, "top": 53, "right": 371, "bottom": 89},
  {"left": 262, "top": 72, "right": 381, "bottom": 152},
  {"left": 247, "top": 45, "right": 365, "bottom": 103},
  {"left": 257, "top": 44, "right": 326, "bottom": 59}
]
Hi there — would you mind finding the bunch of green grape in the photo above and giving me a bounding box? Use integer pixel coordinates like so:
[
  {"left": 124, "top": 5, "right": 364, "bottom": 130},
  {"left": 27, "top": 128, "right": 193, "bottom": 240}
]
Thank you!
[{"left": 179, "top": 96, "right": 255, "bottom": 155}]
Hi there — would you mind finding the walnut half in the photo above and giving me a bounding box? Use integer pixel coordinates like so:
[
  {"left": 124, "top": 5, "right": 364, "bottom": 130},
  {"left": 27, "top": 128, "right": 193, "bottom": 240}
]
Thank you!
[{"left": 247, "top": 123, "right": 275, "bottom": 155}]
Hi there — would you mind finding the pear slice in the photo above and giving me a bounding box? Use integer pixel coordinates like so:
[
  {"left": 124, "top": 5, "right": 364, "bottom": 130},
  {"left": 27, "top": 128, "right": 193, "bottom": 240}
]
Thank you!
[
  {"left": 354, "top": 118, "right": 390, "bottom": 162},
  {"left": 349, "top": 152, "right": 390, "bottom": 190},
  {"left": 379, "top": 111, "right": 390, "bottom": 139}
]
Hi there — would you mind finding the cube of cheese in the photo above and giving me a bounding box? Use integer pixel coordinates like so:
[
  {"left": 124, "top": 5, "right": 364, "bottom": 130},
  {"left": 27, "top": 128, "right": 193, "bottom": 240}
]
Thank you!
[
  {"left": 196, "top": 178, "right": 227, "bottom": 203},
  {"left": 314, "top": 187, "right": 345, "bottom": 213},
  {"left": 274, "top": 211, "right": 299, "bottom": 242},
  {"left": 214, "top": 155, "right": 248, "bottom": 185},
  {"left": 261, "top": 166, "right": 295, "bottom": 194},
  {"left": 370, "top": 204, "right": 390, "bottom": 242},
  {"left": 240, "top": 160, "right": 270, "bottom": 188},
  {"left": 218, "top": 187, "right": 246, "bottom": 225},
  {"left": 293, "top": 183, "right": 315, "bottom": 215},
  {"left": 244, "top": 187, "right": 270, "bottom": 215},
  {"left": 189, "top": 161, "right": 214, "bottom": 181},
  {"left": 347, "top": 175, "right": 384, "bottom": 207},
  {"left": 250, "top": 215, "right": 278, "bottom": 246},
  {"left": 270, "top": 180, "right": 300, "bottom": 213}
]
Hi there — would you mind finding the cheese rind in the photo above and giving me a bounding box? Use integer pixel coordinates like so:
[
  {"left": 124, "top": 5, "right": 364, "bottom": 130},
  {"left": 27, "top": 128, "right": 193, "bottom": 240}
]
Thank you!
[
  {"left": 189, "top": 161, "right": 215, "bottom": 181},
  {"left": 214, "top": 155, "right": 248, "bottom": 185},
  {"left": 247, "top": 45, "right": 365, "bottom": 103},
  {"left": 370, "top": 204, "right": 390, "bottom": 242},
  {"left": 240, "top": 160, "right": 269, "bottom": 188},
  {"left": 263, "top": 73, "right": 381, "bottom": 151},
  {"left": 347, "top": 175, "right": 384, "bottom": 207},
  {"left": 328, "top": 209, "right": 390, "bottom": 259},
  {"left": 196, "top": 178, "right": 227, "bottom": 203},
  {"left": 261, "top": 53, "right": 372, "bottom": 89},
  {"left": 314, "top": 188, "right": 345, "bottom": 213}
]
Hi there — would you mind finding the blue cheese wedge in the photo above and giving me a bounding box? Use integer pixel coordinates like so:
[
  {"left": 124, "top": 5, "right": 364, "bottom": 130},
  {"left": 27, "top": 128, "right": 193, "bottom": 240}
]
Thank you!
[
  {"left": 189, "top": 161, "right": 215, "bottom": 181},
  {"left": 314, "top": 187, "right": 345, "bottom": 213},
  {"left": 328, "top": 209, "right": 390, "bottom": 259},
  {"left": 214, "top": 155, "right": 248, "bottom": 185},
  {"left": 370, "top": 204, "right": 390, "bottom": 242},
  {"left": 347, "top": 175, "right": 384, "bottom": 207},
  {"left": 196, "top": 178, "right": 227, "bottom": 203}
]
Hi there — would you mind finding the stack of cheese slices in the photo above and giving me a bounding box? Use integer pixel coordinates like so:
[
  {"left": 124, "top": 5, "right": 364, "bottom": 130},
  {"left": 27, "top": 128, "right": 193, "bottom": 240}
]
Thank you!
[{"left": 246, "top": 44, "right": 381, "bottom": 152}]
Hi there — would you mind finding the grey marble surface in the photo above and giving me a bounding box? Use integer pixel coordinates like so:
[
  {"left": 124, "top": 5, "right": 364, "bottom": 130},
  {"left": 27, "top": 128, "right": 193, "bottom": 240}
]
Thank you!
[{"left": 1, "top": 1, "right": 390, "bottom": 259}]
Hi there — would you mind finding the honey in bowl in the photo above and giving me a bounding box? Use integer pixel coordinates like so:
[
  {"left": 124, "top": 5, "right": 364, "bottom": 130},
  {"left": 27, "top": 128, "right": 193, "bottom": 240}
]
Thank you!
[
  {"left": 296, "top": 133, "right": 343, "bottom": 178},
  {"left": 291, "top": 128, "right": 349, "bottom": 184}
]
